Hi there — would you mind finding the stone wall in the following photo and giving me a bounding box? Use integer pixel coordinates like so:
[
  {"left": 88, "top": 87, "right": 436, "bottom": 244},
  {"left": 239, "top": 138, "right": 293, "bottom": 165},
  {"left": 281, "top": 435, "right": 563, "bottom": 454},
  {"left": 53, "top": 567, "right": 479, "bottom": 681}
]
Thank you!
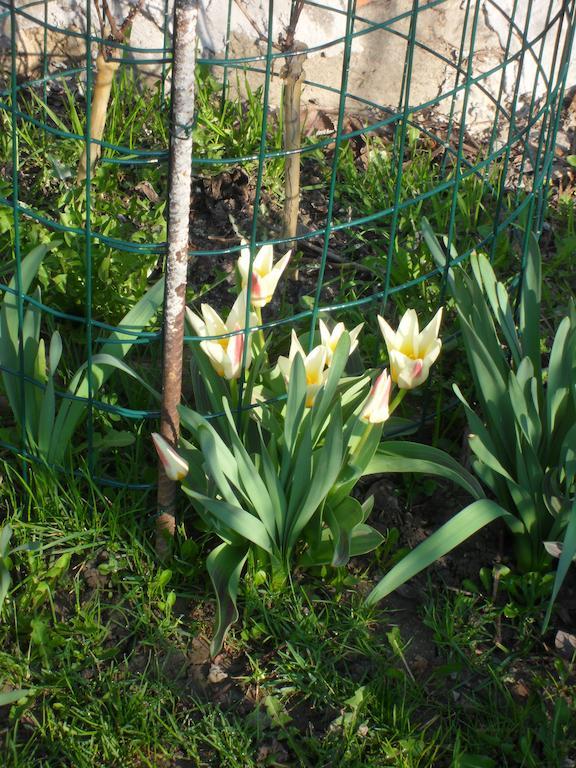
[{"left": 2, "top": 0, "right": 575, "bottom": 134}]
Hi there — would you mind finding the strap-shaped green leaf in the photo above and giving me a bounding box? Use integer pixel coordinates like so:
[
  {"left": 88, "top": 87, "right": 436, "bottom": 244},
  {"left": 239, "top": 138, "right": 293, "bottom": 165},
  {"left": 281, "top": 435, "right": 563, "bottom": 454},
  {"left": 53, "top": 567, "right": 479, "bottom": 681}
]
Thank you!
[
  {"left": 283, "top": 352, "right": 306, "bottom": 456},
  {"left": 519, "top": 235, "right": 542, "bottom": 378},
  {"left": 222, "top": 400, "right": 277, "bottom": 541},
  {"left": 366, "top": 441, "right": 484, "bottom": 500},
  {"left": 543, "top": 499, "right": 576, "bottom": 631},
  {"left": 286, "top": 401, "right": 344, "bottom": 550},
  {"left": 1, "top": 244, "right": 51, "bottom": 426},
  {"left": 365, "top": 500, "right": 514, "bottom": 606},
  {"left": 49, "top": 277, "right": 165, "bottom": 464},
  {"left": 546, "top": 316, "right": 573, "bottom": 437},
  {"left": 259, "top": 432, "right": 287, "bottom": 539},
  {"left": 206, "top": 542, "right": 249, "bottom": 657},
  {"left": 312, "top": 331, "right": 350, "bottom": 442},
  {"left": 184, "top": 488, "right": 273, "bottom": 553}
]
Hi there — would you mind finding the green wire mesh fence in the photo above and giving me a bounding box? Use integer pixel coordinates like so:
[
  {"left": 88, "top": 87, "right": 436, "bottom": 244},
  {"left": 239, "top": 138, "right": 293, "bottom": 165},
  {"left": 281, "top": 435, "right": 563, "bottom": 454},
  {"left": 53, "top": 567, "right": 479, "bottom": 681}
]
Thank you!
[{"left": 0, "top": 0, "right": 574, "bottom": 488}]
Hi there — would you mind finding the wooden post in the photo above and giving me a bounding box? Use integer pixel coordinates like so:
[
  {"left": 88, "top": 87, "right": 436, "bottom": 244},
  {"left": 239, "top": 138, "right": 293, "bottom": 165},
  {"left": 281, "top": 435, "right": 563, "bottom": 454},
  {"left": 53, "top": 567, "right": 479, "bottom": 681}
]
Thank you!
[
  {"left": 156, "top": 0, "right": 198, "bottom": 553},
  {"left": 282, "top": 43, "right": 307, "bottom": 246}
]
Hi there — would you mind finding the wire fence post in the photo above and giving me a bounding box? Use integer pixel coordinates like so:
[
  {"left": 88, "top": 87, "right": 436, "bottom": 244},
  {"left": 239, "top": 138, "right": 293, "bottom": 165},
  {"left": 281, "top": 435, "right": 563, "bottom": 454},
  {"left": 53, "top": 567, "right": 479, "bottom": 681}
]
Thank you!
[{"left": 156, "top": 0, "right": 198, "bottom": 552}]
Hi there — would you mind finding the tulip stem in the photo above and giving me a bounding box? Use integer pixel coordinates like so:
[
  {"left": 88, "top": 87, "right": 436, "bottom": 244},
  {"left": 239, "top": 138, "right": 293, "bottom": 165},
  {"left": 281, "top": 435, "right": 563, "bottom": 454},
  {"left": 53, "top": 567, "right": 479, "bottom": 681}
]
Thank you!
[
  {"left": 389, "top": 388, "right": 407, "bottom": 415},
  {"left": 255, "top": 307, "right": 266, "bottom": 352},
  {"left": 229, "top": 378, "right": 239, "bottom": 409}
]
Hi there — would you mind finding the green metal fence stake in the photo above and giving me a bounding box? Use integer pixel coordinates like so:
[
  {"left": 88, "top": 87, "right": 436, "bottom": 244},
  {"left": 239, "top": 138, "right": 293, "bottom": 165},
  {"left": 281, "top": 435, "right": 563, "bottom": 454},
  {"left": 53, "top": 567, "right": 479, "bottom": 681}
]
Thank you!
[{"left": 156, "top": 0, "right": 198, "bottom": 553}]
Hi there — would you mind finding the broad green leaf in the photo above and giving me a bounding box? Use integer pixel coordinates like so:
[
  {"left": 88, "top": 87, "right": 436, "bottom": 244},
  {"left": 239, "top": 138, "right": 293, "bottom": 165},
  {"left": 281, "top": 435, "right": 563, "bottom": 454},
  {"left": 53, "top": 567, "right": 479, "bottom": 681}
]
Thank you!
[
  {"left": 365, "top": 500, "right": 513, "bottom": 606},
  {"left": 48, "top": 331, "right": 63, "bottom": 375},
  {"left": 37, "top": 376, "right": 55, "bottom": 459},
  {"left": 283, "top": 353, "right": 306, "bottom": 457},
  {"left": 299, "top": 523, "right": 384, "bottom": 567},
  {"left": 259, "top": 432, "right": 287, "bottom": 539},
  {"left": 0, "top": 244, "right": 53, "bottom": 429},
  {"left": 326, "top": 496, "right": 365, "bottom": 567},
  {"left": 206, "top": 542, "right": 249, "bottom": 657},
  {"left": 183, "top": 488, "right": 273, "bottom": 553},
  {"left": 198, "top": 425, "right": 245, "bottom": 508},
  {"left": 475, "top": 253, "right": 521, "bottom": 366},
  {"left": 0, "top": 689, "right": 35, "bottom": 707},
  {"left": 312, "top": 332, "right": 350, "bottom": 441},
  {"left": 365, "top": 441, "right": 484, "bottom": 500},
  {"left": 546, "top": 316, "right": 572, "bottom": 436},
  {"left": 286, "top": 419, "right": 313, "bottom": 536},
  {"left": 468, "top": 434, "right": 515, "bottom": 483},
  {"left": 0, "top": 525, "right": 12, "bottom": 556}
]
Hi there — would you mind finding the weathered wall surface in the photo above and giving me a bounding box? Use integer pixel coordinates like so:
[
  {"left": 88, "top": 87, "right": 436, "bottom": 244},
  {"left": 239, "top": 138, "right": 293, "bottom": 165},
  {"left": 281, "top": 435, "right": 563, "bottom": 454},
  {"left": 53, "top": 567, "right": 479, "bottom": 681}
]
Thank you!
[{"left": 2, "top": 0, "right": 575, "bottom": 134}]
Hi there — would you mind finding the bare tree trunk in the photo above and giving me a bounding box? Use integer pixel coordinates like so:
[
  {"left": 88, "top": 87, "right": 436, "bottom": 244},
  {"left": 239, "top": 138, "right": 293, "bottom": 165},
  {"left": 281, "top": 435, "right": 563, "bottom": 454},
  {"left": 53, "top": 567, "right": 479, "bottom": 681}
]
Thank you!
[{"left": 156, "top": 0, "right": 198, "bottom": 555}]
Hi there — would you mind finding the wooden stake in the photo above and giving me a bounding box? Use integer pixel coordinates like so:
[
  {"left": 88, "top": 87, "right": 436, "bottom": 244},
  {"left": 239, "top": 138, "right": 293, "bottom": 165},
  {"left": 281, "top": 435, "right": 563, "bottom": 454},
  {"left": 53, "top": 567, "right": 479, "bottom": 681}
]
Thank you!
[
  {"left": 156, "top": 0, "right": 198, "bottom": 554},
  {"left": 281, "top": 43, "right": 307, "bottom": 247}
]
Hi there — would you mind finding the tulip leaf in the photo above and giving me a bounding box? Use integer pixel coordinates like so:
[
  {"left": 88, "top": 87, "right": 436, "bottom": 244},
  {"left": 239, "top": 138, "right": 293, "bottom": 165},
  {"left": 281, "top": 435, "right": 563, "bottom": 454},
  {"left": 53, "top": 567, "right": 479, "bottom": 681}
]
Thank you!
[
  {"left": 365, "top": 441, "right": 484, "bottom": 500},
  {"left": 326, "top": 496, "right": 365, "bottom": 567},
  {"left": 300, "top": 523, "right": 384, "bottom": 567},
  {"left": 207, "top": 542, "right": 249, "bottom": 657},
  {"left": 519, "top": 234, "right": 541, "bottom": 377},
  {"left": 546, "top": 316, "right": 572, "bottom": 436},
  {"left": 312, "top": 331, "right": 350, "bottom": 441},
  {"left": 0, "top": 243, "right": 53, "bottom": 427},
  {"left": 543, "top": 499, "right": 576, "bottom": 631},
  {"left": 49, "top": 277, "right": 165, "bottom": 464},
  {"left": 287, "top": 400, "right": 343, "bottom": 550},
  {"left": 284, "top": 353, "right": 306, "bottom": 456},
  {"left": 183, "top": 488, "right": 273, "bottom": 553},
  {"left": 365, "top": 500, "right": 514, "bottom": 606},
  {"left": 221, "top": 400, "right": 277, "bottom": 540},
  {"left": 197, "top": 424, "right": 246, "bottom": 508}
]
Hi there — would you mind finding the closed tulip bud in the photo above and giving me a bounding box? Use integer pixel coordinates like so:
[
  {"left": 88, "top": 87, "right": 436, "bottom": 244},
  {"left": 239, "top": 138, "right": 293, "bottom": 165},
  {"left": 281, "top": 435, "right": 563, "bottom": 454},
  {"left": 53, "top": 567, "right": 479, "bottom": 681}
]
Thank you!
[
  {"left": 360, "top": 369, "right": 392, "bottom": 424},
  {"left": 152, "top": 433, "right": 189, "bottom": 481}
]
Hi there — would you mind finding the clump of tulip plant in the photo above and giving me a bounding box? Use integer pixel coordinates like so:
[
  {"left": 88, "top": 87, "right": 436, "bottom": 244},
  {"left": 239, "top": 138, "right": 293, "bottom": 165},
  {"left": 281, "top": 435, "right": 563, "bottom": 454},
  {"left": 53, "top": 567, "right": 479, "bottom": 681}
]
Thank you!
[{"left": 153, "top": 240, "right": 487, "bottom": 655}]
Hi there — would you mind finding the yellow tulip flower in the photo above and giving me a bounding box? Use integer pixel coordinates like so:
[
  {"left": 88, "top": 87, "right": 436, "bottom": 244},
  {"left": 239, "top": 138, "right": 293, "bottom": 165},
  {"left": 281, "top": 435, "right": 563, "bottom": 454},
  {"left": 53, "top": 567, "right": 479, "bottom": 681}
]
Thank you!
[
  {"left": 238, "top": 242, "right": 292, "bottom": 308},
  {"left": 278, "top": 330, "right": 327, "bottom": 408},
  {"left": 378, "top": 308, "right": 442, "bottom": 390},
  {"left": 186, "top": 292, "right": 257, "bottom": 380}
]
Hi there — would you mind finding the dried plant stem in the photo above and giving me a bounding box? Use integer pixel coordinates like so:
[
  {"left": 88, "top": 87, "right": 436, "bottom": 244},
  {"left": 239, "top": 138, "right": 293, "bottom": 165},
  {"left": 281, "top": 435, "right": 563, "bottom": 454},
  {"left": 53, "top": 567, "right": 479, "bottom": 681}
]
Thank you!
[
  {"left": 77, "top": 53, "right": 120, "bottom": 182},
  {"left": 156, "top": 0, "right": 198, "bottom": 554},
  {"left": 77, "top": 0, "right": 144, "bottom": 183},
  {"left": 282, "top": 44, "right": 307, "bottom": 246}
]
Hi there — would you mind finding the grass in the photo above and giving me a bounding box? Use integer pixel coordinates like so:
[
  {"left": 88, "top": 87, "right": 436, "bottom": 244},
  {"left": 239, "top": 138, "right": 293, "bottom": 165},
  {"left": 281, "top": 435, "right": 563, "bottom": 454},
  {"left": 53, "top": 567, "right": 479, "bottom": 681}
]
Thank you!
[{"left": 0, "top": 464, "right": 574, "bottom": 767}]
